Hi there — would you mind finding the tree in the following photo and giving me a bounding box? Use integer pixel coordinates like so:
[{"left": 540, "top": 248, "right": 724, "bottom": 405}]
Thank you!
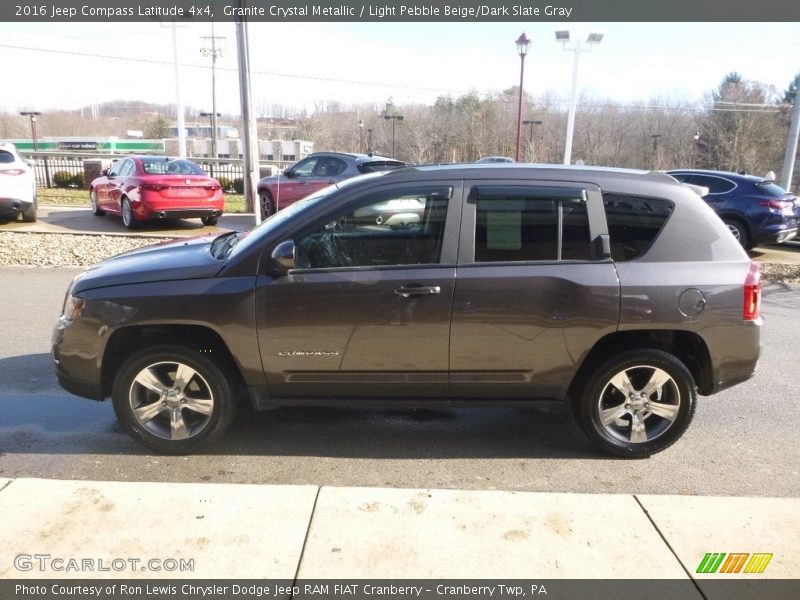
[
  {"left": 784, "top": 71, "right": 800, "bottom": 106},
  {"left": 144, "top": 115, "right": 170, "bottom": 139}
]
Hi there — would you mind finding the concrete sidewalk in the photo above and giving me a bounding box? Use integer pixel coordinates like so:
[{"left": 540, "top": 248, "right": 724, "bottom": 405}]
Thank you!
[{"left": 0, "top": 478, "right": 797, "bottom": 587}]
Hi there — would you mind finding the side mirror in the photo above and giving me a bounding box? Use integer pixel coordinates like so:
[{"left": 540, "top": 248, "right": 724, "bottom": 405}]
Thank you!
[
  {"left": 283, "top": 167, "right": 294, "bottom": 178},
  {"left": 271, "top": 239, "right": 295, "bottom": 272},
  {"left": 101, "top": 168, "right": 108, "bottom": 176}
]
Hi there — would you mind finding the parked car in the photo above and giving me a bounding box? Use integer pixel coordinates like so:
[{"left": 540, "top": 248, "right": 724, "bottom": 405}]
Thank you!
[
  {"left": 257, "top": 152, "right": 405, "bottom": 219},
  {"left": 0, "top": 142, "right": 36, "bottom": 223},
  {"left": 89, "top": 156, "right": 224, "bottom": 229},
  {"left": 54, "top": 164, "right": 762, "bottom": 458},
  {"left": 476, "top": 156, "right": 515, "bottom": 163},
  {"left": 667, "top": 169, "right": 798, "bottom": 248}
]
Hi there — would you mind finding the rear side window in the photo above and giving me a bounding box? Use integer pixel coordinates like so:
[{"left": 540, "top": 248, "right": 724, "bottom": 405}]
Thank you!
[
  {"left": 603, "top": 194, "right": 673, "bottom": 261},
  {"left": 692, "top": 175, "right": 735, "bottom": 194},
  {"left": 474, "top": 188, "right": 591, "bottom": 262},
  {"left": 0, "top": 151, "right": 16, "bottom": 164}
]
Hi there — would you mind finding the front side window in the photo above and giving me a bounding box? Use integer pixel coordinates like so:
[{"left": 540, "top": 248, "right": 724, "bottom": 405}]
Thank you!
[
  {"left": 474, "top": 189, "right": 591, "bottom": 262},
  {"left": 295, "top": 187, "right": 451, "bottom": 269},
  {"left": 290, "top": 157, "right": 317, "bottom": 177}
]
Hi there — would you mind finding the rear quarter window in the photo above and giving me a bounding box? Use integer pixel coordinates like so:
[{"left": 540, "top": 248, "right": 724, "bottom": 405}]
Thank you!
[
  {"left": 602, "top": 194, "right": 674, "bottom": 261},
  {"left": 0, "top": 151, "right": 16, "bottom": 164}
]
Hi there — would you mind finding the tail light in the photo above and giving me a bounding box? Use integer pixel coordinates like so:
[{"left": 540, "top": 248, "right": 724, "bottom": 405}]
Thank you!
[
  {"left": 743, "top": 261, "right": 761, "bottom": 321},
  {"left": 758, "top": 199, "right": 793, "bottom": 211},
  {"left": 203, "top": 184, "right": 221, "bottom": 191},
  {"left": 140, "top": 184, "right": 167, "bottom": 192},
  {"left": 0, "top": 169, "right": 26, "bottom": 176}
]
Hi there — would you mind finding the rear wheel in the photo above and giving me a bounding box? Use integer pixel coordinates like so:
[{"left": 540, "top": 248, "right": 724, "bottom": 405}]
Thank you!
[
  {"left": 573, "top": 349, "right": 696, "bottom": 458},
  {"left": 260, "top": 191, "right": 276, "bottom": 220},
  {"left": 201, "top": 215, "right": 219, "bottom": 226},
  {"left": 112, "top": 345, "right": 238, "bottom": 454},
  {"left": 21, "top": 195, "right": 37, "bottom": 222},
  {"left": 723, "top": 218, "right": 750, "bottom": 249},
  {"left": 121, "top": 198, "right": 139, "bottom": 229},
  {"left": 90, "top": 189, "right": 105, "bottom": 216}
]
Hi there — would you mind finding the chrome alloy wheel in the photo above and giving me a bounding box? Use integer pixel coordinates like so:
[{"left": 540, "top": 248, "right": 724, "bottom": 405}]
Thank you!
[
  {"left": 597, "top": 365, "right": 681, "bottom": 444},
  {"left": 726, "top": 223, "right": 741, "bottom": 241},
  {"left": 128, "top": 361, "right": 214, "bottom": 441}
]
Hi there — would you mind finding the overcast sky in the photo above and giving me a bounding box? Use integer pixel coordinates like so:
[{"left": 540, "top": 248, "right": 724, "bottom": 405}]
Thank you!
[{"left": 1, "top": 21, "right": 799, "bottom": 116}]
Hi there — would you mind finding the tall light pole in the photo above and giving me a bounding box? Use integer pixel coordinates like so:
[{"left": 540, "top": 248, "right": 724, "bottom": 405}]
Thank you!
[
  {"left": 20, "top": 110, "right": 50, "bottom": 187},
  {"left": 235, "top": 4, "right": 260, "bottom": 223},
  {"left": 514, "top": 32, "right": 531, "bottom": 163},
  {"left": 384, "top": 113, "right": 403, "bottom": 157},
  {"left": 161, "top": 21, "right": 187, "bottom": 158},
  {"left": 780, "top": 90, "right": 800, "bottom": 192},
  {"left": 651, "top": 133, "right": 662, "bottom": 170},
  {"left": 523, "top": 119, "right": 542, "bottom": 162},
  {"left": 557, "top": 30, "right": 604, "bottom": 165}
]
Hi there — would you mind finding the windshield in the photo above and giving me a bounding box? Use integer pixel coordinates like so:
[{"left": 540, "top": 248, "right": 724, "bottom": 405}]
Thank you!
[{"left": 227, "top": 172, "right": 388, "bottom": 259}]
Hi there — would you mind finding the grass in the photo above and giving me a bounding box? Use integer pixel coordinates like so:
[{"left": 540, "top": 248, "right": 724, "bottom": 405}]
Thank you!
[{"left": 37, "top": 188, "right": 247, "bottom": 214}]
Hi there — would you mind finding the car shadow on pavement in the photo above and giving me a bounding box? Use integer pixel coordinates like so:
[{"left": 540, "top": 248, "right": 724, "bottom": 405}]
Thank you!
[{"left": 0, "top": 352, "right": 600, "bottom": 459}]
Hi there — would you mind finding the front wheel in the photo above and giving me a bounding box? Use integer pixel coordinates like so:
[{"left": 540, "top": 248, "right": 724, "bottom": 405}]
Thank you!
[
  {"left": 112, "top": 345, "right": 237, "bottom": 454},
  {"left": 573, "top": 349, "right": 696, "bottom": 458}
]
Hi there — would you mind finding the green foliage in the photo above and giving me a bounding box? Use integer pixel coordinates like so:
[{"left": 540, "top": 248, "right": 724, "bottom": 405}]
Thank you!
[
  {"left": 144, "top": 115, "right": 171, "bottom": 139},
  {"left": 784, "top": 72, "right": 800, "bottom": 106},
  {"left": 216, "top": 176, "right": 233, "bottom": 192},
  {"left": 52, "top": 171, "right": 74, "bottom": 188},
  {"left": 232, "top": 178, "right": 245, "bottom": 194}
]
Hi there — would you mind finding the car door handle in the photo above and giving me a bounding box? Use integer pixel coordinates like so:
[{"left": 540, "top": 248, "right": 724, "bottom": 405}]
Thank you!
[{"left": 394, "top": 285, "right": 441, "bottom": 298}]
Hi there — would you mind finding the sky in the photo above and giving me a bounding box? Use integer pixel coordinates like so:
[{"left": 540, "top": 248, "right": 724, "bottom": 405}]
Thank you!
[{"left": 1, "top": 21, "right": 799, "bottom": 117}]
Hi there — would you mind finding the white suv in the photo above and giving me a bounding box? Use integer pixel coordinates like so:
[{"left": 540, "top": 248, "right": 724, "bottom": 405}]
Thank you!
[{"left": 0, "top": 142, "right": 37, "bottom": 222}]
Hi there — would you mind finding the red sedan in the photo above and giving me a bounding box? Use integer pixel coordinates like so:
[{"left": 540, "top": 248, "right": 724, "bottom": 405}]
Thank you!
[{"left": 89, "top": 156, "right": 224, "bottom": 229}]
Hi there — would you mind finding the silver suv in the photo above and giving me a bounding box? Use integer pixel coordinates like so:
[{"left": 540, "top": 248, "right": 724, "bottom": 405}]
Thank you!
[{"left": 53, "top": 164, "right": 762, "bottom": 457}]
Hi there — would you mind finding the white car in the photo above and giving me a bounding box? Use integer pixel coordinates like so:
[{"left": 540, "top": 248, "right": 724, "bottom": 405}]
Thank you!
[{"left": 0, "top": 142, "right": 37, "bottom": 222}]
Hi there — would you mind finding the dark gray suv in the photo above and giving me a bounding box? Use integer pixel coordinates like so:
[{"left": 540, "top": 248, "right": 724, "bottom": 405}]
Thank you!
[{"left": 52, "top": 165, "right": 762, "bottom": 457}]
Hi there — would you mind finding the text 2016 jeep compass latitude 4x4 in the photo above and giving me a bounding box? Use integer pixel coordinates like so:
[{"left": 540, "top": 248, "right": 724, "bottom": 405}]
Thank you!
[{"left": 53, "top": 165, "right": 762, "bottom": 457}]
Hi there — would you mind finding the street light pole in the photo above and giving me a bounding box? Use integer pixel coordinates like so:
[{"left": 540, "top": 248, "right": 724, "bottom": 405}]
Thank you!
[
  {"left": 201, "top": 23, "right": 226, "bottom": 164},
  {"left": 384, "top": 114, "right": 403, "bottom": 157},
  {"left": 557, "top": 30, "right": 604, "bottom": 165},
  {"left": 514, "top": 33, "right": 531, "bottom": 163},
  {"left": 651, "top": 134, "right": 662, "bottom": 170},
  {"left": 20, "top": 111, "right": 50, "bottom": 187},
  {"left": 523, "top": 119, "right": 543, "bottom": 162}
]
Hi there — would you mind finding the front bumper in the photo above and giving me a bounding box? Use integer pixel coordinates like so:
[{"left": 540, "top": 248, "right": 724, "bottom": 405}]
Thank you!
[{"left": 0, "top": 196, "right": 33, "bottom": 218}]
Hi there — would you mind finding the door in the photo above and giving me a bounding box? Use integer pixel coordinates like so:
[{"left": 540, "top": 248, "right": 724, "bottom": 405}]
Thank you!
[
  {"left": 274, "top": 155, "right": 321, "bottom": 207},
  {"left": 256, "top": 182, "right": 462, "bottom": 398},
  {"left": 450, "top": 181, "right": 620, "bottom": 399}
]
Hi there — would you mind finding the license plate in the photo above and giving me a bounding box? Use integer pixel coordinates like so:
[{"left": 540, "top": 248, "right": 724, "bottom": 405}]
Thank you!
[{"left": 171, "top": 187, "right": 204, "bottom": 198}]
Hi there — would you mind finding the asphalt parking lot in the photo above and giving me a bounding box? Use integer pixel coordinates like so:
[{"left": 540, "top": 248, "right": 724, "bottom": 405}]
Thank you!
[{"left": 0, "top": 266, "right": 798, "bottom": 497}]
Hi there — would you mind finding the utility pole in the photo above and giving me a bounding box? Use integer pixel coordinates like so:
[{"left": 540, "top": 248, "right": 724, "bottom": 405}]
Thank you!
[
  {"left": 201, "top": 24, "right": 226, "bottom": 171},
  {"left": 20, "top": 111, "right": 50, "bottom": 187},
  {"left": 780, "top": 91, "right": 800, "bottom": 193},
  {"left": 651, "top": 134, "right": 662, "bottom": 170}
]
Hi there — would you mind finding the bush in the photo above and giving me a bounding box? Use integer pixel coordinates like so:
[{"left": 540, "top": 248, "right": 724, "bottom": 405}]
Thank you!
[
  {"left": 217, "top": 176, "right": 233, "bottom": 192},
  {"left": 232, "top": 178, "right": 245, "bottom": 194},
  {"left": 71, "top": 172, "right": 86, "bottom": 189},
  {"left": 52, "top": 171, "right": 73, "bottom": 188}
]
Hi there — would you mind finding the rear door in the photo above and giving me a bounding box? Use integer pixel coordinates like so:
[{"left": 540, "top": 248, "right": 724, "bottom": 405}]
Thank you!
[
  {"left": 256, "top": 181, "right": 462, "bottom": 398},
  {"left": 450, "top": 181, "right": 620, "bottom": 399}
]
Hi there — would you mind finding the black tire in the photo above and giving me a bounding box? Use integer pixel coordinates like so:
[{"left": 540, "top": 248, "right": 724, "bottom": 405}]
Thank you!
[
  {"left": 112, "top": 345, "right": 238, "bottom": 454},
  {"left": 21, "top": 195, "right": 37, "bottom": 222},
  {"left": 573, "top": 349, "right": 696, "bottom": 458},
  {"left": 201, "top": 215, "right": 219, "bottom": 226},
  {"left": 121, "top": 197, "right": 139, "bottom": 229},
  {"left": 723, "top": 218, "right": 750, "bottom": 249},
  {"left": 90, "top": 189, "right": 105, "bottom": 216},
  {"left": 259, "top": 191, "right": 276, "bottom": 220}
]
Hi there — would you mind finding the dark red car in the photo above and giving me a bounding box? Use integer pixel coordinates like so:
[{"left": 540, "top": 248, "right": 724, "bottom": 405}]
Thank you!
[
  {"left": 89, "top": 156, "right": 224, "bottom": 229},
  {"left": 257, "top": 152, "right": 405, "bottom": 218}
]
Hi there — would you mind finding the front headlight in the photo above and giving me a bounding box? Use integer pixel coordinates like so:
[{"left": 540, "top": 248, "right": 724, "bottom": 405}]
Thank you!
[{"left": 62, "top": 293, "right": 85, "bottom": 322}]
